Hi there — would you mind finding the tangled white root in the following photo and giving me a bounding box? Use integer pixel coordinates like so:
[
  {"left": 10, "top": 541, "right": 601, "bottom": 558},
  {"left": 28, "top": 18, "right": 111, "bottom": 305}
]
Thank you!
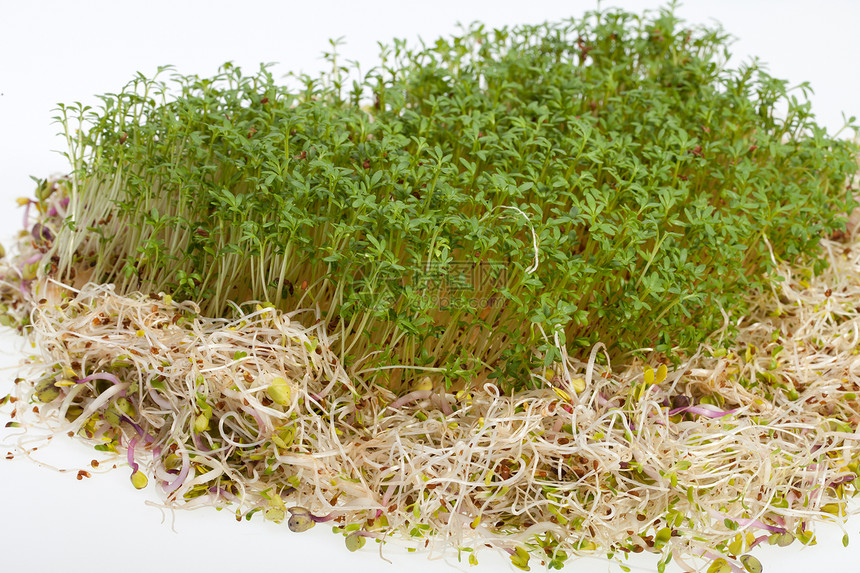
[{"left": 4, "top": 226, "right": 860, "bottom": 570}]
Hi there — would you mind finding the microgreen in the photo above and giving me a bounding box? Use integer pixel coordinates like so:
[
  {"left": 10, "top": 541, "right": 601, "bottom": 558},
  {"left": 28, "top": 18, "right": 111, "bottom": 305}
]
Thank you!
[{"left": 24, "top": 5, "right": 857, "bottom": 393}]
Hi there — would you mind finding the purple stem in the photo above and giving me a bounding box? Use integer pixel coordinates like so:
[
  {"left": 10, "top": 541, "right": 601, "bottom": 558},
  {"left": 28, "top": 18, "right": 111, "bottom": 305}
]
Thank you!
[
  {"left": 76, "top": 372, "right": 122, "bottom": 385},
  {"left": 830, "top": 474, "right": 856, "bottom": 487},
  {"left": 241, "top": 404, "right": 266, "bottom": 433},
  {"left": 92, "top": 421, "right": 111, "bottom": 441},
  {"left": 47, "top": 196, "right": 70, "bottom": 218},
  {"left": 22, "top": 253, "right": 42, "bottom": 265},
  {"left": 127, "top": 436, "right": 140, "bottom": 473},
  {"left": 191, "top": 431, "right": 211, "bottom": 453},
  {"left": 22, "top": 200, "right": 31, "bottom": 229},
  {"left": 311, "top": 513, "right": 335, "bottom": 523},
  {"left": 711, "top": 509, "right": 787, "bottom": 534},
  {"left": 163, "top": 450, "right": 190, "bottom": 495},
  {"left": 735, "top": 517, "right": 787, "bottom": 533},
  {"left": 121, "top": 415, "right": 155, "bottom": 444},
  {"left": 208, "top": 485, "right": 238, "bottom": 502}
]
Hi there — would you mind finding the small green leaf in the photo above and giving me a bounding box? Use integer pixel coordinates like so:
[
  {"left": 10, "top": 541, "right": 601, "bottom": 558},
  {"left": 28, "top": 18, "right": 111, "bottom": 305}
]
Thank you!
[
  {"left": 643, "top": 366, "right": 655, "bottom": 386},
  {"left": 345, "top": 532, "right": 366, "bottom": 552},
  {"left": 510, "top": 547, "right": 530, "bottom": 571},
  {"left": 193, "top": 412, "right": 210, "bottom": 433},
  {"left": 707, "top": 558, "right": 731, "bottom": 573},
  {"left": 768, "top": 532, "right": 794, "bottom": 547}
]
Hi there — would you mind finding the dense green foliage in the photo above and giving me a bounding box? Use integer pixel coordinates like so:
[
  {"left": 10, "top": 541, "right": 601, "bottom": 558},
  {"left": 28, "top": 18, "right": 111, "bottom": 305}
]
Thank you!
[{"left": 46, "top": 7, "right": 857, "bottom": 391}]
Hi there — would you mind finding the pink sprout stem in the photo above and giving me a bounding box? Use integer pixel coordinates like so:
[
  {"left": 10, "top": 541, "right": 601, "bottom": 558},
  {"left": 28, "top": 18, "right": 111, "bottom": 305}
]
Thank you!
[
  {"left": 121, "top": 415, "right": 155, "bottom": 444},
  {"left": 127, "top": 436, "right": 140, "bottom": 473},
  {"left": 163, "top": 449, "right": 190, "bottom": 495},
  {"left": 76, "top": 372, "right": 122, "bottom": 385}
]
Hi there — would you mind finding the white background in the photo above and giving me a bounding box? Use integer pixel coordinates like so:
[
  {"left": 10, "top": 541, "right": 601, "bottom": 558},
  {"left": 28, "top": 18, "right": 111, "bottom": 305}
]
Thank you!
[{"left": 1, "top": 1, "right": 859, "bottom": 572}]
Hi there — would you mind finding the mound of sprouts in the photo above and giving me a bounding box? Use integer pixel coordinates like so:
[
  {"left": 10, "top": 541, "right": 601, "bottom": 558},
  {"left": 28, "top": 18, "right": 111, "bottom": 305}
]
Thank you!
[{"left": 2, "top": 6, "right": 860, "bottom": 573}]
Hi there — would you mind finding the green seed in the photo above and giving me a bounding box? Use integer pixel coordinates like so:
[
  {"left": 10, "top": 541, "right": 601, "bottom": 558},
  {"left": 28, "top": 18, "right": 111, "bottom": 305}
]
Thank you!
[
  {"left": 414, "top": 376, "right": 433, "bottom": 392},
  {"left": 768, "top": 532, "right": 794, "bottom": 547},
  {"left": 345, "top": 531, "right": 367, "bottom": 552},
  {"left": 267, "top": 377, "right": 291, "bottom": 405},
  {"left": 287, "top": 507, "right": 315, "bottom": 532},
  {"left": 822, "top": 503, "right": 844, "bottom": 515},
  {"left": 728, "top": 537, "right": 744, "bottom": 556},
  {"left": 34, "top": 377, "right": 60, "bottom": 403},
  {"left": 194, "top": 412, "right": 210, "bottom": 433},
  {"left": 740, "top": 554, "right": 762, "bottom": 573},
  {"left": 655, "top": 364, "right": 668, "bottom": 384},
  {"left": 272, "top": 426, "right": 295, "bottom": 449},
  {"left": 115, "top": 397, "right": 136, "bottom": 418},
  {"left": 130, "top": 470, "right": 148, "bottom": 489},
  {"left": 65, "top": 405, "right": 84, "bottom": 422},
  {"left": 510, "top": 547, "right": 530, "bottom": 571},
  {"left": 706, "top": 558, "right": 731, "bottom": 573},
  {"left": 288, "top": 513, "right": 314, "bottom": 532},
  {"left": 654, "top": 527, "right": 672, "bottom": 546},
  {"left": 265, "top": 507, "right": 285, "bottom": 523},
  {"left": 22, "top": 262, "right": 38, "bottom": 281},
  {"left": 103, "top": 408, "right": 121, "bottom": 426}
]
